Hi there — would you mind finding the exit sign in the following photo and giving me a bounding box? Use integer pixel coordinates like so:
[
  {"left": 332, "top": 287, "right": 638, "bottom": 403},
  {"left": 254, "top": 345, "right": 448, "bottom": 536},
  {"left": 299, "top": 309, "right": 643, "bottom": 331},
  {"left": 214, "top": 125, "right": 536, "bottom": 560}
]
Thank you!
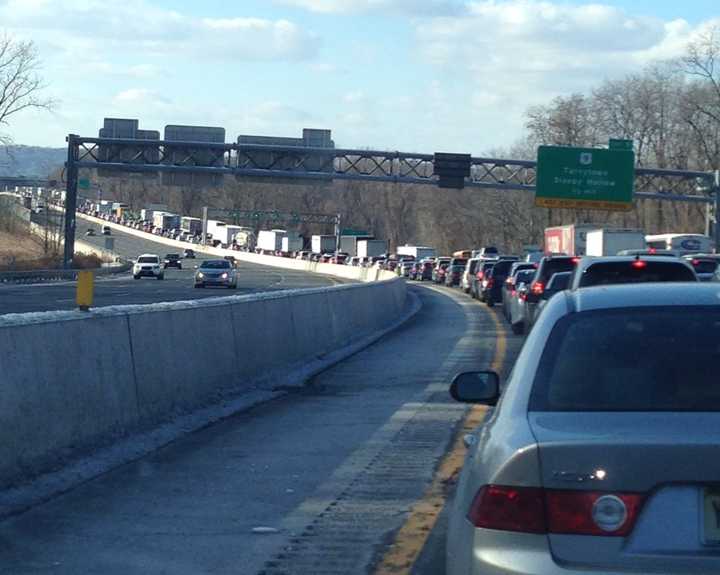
[{"left": 536, "top": 145, "right": 635, "bottom": 211}]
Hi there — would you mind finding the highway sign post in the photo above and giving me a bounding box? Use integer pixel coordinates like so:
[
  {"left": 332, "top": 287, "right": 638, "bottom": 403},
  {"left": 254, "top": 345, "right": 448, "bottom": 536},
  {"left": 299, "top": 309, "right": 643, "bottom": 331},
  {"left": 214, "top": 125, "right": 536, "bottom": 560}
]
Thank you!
[{"left": 535, "top": 145, "right": 635, "bottom": 211}]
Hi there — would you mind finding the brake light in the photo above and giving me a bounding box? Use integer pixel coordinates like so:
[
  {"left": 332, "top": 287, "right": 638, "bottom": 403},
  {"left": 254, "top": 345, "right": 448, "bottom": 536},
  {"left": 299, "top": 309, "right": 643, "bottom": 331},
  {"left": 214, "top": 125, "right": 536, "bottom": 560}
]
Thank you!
[
  {"left": 631, "top": 260, "right": 647, "bottom": 269},
  {"left": 545, "top": 491, "right": 644, "bottom": 537},
  {"left": 468, "top": 486, "right": 546, "bottom": 534},
  {"left": 692, "top": 259, "right": 700, "bottom": 266},
  {"left": 648, "top": 247, "right": 657, "bottom": 254},
  {"left": 571, "top": 257, "right": 581, "bottom": 264},
  {"left": 468, "top": 485, "right": 644, "bottom": 537},
  {"left": 519, "top": 291, "right": 528, "bottom": 301},
  {"left": 477, "top": 271, "right": 484, "bottom": 280},
  {"left": 486, "top": 278, "right": 494, "bottom": 289},
  {"left": 531, "top": 281, "right": 544, "bottom": 295}
]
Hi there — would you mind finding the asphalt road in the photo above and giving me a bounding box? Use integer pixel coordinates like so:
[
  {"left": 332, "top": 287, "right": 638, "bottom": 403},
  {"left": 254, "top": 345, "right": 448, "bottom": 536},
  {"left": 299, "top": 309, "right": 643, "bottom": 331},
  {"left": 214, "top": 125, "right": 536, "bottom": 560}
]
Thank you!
[
  {"left": 0, "top": 222, "right": 342, "bottom": 315},
  {"left": 0, "top": 283, "right": 523, "bottom": 575}
]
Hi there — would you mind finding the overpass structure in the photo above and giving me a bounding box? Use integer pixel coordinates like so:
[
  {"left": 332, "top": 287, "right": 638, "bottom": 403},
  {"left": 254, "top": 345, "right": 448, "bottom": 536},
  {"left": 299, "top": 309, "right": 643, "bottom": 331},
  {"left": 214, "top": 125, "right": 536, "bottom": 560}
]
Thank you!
[
  {"left": 0, "top": 176, "right": 56, "bottom": 189},
  {"left": 62, "top": 134, "right": 720, "bottom": 266}
]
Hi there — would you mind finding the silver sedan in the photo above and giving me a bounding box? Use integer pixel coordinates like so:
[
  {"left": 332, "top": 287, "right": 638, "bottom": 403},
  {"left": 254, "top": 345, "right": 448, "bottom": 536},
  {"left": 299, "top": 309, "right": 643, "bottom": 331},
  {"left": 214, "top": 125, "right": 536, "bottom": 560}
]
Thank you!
[
  {"left": 194, "top": 259, "right": 238, "bottom": 289},
  {"left": 447, "top": 283, "right": 720, "bottom": 575}
]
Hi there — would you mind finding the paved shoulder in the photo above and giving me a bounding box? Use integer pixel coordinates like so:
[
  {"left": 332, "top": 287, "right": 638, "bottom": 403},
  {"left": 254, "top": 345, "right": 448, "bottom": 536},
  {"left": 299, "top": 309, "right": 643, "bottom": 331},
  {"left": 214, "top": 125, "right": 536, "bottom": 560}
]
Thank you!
[{"left": 0, "top": 285, "right": 518, "bottom": 575}]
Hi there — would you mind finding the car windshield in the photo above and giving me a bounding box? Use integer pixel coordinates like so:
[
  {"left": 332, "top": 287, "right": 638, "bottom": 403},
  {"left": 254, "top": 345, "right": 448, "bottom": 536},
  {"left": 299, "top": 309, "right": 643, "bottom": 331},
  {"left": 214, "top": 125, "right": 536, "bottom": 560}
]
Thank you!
[
  {"left": 165, "top": 254, "right": 179, "bottom": 259},
  {"left": 539, "top": 258, "right": 576, "bottom": 282},
  {"left": 138, "top": 256, "right": 158, "bottom": 263},
  {"left": 488, "top": 260, "right": 513, "bottom": 276},
  {"left": 530, "top": 308, "right": 720, "bottom": 412},
  {"left": 515, "top": 270, "right": 536, "bottom": 284},
  {"left": 201, "top": 260, "right": 231, "bottom": 269},
  {"left": 579, "top": 261, "right": 696, "bottom": 287}
]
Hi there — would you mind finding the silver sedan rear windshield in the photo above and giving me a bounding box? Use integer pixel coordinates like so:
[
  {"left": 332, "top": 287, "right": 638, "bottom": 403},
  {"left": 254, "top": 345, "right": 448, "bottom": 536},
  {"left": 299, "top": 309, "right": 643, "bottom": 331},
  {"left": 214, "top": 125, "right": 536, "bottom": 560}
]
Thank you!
[{"left": 530, "top": 308, "right": 720, "bottom": 412}]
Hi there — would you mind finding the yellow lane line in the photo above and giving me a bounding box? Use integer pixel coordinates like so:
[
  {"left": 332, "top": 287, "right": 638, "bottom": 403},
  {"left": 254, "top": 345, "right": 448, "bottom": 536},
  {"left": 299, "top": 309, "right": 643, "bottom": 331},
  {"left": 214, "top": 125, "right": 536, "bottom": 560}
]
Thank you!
[{"left": 373, "top": 306, "right": 508, "bottom": 575}]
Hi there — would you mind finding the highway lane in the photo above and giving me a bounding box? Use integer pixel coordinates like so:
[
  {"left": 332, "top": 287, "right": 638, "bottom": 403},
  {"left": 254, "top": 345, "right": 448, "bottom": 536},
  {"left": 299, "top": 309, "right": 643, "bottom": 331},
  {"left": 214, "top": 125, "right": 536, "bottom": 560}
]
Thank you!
[
  {"left": 0, "top": 284, "right": 523, "bottom": 575},
  {"left": 0, "top": 223, "right": 342, "bottom": 315}
]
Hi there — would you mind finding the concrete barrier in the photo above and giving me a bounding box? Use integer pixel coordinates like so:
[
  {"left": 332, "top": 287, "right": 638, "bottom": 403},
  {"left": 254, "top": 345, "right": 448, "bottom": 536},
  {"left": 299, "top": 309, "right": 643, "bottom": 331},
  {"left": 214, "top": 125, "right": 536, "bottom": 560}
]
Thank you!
[{"left": 0, "top": 277, "right": 407, "bottom": 489}]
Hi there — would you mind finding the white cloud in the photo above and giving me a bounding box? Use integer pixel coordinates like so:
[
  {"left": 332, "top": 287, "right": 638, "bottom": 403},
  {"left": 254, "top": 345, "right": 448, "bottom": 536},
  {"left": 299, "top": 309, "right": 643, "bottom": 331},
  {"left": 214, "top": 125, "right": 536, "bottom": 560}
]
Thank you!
[
  {"left": 409, "top": 0, "right": 719, "bottom": 149},
  {"left": 276, "top": 0, "right": 465, "bottom": 15},
  {"left": 113, "top": 89, "right": 156, "bottom": 104},
  {"left": 0, "top": 1, "right": 319, "bottom": 62}
]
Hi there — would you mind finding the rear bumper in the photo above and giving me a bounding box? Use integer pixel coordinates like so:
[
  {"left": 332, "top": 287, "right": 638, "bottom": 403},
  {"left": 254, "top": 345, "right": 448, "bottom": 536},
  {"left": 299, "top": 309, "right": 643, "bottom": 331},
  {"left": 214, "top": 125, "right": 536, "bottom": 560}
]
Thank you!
[{"left": 449, "top": 526, "right": 637, "bottom": 575}]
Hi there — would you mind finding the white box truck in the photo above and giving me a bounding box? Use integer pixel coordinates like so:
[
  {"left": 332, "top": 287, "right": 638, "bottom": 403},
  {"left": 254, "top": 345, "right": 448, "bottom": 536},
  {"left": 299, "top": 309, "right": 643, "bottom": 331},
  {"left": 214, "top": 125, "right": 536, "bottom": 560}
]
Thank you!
[
  {"left": 312, "top": 235, "right": 337, "bottom": 254},
  {"left": 282, "top": 236, "right": 303, "bottom": 253},
  {"left": 396, "top": 245, "right": 436, "bottom": 260},
  {"left": 544, "top": 224, "right": 611, "bottom": 256},
  {"left": 340, "top": 235, "right": 373, "bottom": 257},
  {"left": 153, "top": 212, "right": 180, "bottom": 231},
  {"left": 586, "top": 229, "right": 646, "bottom": 256},
  {"left": 357, "top": 239, "right": 388, "bottom": 259},
  {"left": 257, "top": 230, "right": 285, "bottom": 252},
  {"left": 181, "top": 217, "right": 203, "bottom": 236}
]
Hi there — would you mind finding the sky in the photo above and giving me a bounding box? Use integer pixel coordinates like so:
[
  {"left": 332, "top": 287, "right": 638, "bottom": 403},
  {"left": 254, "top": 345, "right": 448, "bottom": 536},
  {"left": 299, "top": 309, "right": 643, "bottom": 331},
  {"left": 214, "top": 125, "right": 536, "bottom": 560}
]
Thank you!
[{"left": 1, "top": 0, "right": 719, "bottom": 154}]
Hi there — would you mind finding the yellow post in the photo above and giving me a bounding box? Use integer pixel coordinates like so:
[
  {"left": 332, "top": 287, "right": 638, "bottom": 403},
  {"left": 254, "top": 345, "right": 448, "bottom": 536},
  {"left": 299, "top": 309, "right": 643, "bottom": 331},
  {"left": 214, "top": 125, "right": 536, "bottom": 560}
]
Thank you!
[{"left": 76, "top": 270, "right": 95, "bottom": 311}]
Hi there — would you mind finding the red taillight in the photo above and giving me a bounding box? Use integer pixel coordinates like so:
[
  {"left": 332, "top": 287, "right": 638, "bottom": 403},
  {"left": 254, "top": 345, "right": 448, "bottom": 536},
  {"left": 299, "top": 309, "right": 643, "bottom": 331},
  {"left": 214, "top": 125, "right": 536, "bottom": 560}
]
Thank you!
[
  {"left": 486, "top": 278, "right": 494, "bottom": 288},
  {"left": 546, "top": 490, "right": 644, "bottom": 537},
  {"left": 692, "top": 259, "right": 700, "bottom": 266},
  {"left": 468, "top": 486, "right": 546, "bottom": 534},
  {"left": 649, "top": 247, "right": 657, "bottom": 254},
  {"left": 477, "top": 271, "right": 484, "bottom": 280},
  {"left": 631, "top": 260, "right": 647, "bottom": 269},
  {"left": 531, "top": 281, "right": 544, "bottom": 295},
  {"left": 468, "top": 485, "right": 644, "bottom": 537},
  {"left": 519, "top": 291, "right": 528, "bottom": 301},
  {"left": 571, "top": 257, "right": 581, "bottom": 264}
]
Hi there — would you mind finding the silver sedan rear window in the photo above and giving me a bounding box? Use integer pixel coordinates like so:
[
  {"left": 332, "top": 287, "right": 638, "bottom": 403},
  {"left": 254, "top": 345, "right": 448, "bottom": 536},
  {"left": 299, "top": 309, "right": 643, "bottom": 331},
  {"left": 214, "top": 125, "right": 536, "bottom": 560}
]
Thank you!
[{"left": 530, "top": 308, "right": 720, "bottom": 412}]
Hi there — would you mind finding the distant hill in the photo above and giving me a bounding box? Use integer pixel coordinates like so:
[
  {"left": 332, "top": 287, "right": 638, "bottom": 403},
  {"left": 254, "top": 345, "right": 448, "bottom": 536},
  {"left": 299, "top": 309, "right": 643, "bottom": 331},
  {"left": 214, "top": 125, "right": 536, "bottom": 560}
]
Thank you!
[{"left": 0, "top": 146, "right": 65, "bottom": 178}]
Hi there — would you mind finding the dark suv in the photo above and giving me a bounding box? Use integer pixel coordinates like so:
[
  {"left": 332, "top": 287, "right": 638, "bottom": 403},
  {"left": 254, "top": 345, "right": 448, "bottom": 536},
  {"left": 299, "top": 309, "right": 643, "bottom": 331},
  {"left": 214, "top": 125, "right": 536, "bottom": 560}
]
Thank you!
[
  {"left": 480, "top": 259, "right": 517, "bottom": 306},
  {"left": 525, "top": 256, "right": 579, "bottom": 327},
  {"left": 570, "top": 256, "right": 697, "bottom": 289},
  {"left": 163, "top": 254, "right": 182, "bottom": 269}
]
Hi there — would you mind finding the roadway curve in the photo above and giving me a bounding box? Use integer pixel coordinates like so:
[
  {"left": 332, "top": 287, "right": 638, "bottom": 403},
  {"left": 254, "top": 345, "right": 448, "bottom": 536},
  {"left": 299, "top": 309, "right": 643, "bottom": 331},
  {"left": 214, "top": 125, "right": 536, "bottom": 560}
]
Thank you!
[
  {"left": 0, "top": 221, "right": 342, "bottom": 315},
  {"left": 0, "top": 283, "right": 523, "bottom": 575}
]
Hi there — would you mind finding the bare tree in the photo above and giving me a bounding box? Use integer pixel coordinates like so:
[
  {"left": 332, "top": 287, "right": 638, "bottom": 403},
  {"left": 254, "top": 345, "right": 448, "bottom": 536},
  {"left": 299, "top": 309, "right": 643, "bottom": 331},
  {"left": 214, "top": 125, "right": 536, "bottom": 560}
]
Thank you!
[{"left": 0, "top": 34, "right": 54, "bottom": 145}]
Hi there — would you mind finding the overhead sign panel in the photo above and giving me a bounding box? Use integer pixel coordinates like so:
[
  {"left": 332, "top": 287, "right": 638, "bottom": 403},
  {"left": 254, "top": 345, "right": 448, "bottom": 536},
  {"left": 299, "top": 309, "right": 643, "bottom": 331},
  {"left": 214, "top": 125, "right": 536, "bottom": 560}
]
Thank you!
[
  {"left": 162, "top": 125, "right": 226, "bottom": 188},
  {"left": 535, "top": 145, "right": 635, "bottom": 211},
  {"left": 97, "top": 118, "right": 160, "bottom": 178},
  {"left": 434, "top": 153, "right": 471, "bottom": 189}
]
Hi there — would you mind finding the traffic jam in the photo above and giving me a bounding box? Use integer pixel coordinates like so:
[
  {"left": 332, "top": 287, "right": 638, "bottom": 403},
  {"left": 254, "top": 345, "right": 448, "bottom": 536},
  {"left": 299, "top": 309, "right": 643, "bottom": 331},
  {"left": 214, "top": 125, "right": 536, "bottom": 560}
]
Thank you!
[
  {"left": 393, "top": 225, "right": 720, "bottom": 575},
  {"left": 75, "top": 198, "right": 720, "bottom": 573}
]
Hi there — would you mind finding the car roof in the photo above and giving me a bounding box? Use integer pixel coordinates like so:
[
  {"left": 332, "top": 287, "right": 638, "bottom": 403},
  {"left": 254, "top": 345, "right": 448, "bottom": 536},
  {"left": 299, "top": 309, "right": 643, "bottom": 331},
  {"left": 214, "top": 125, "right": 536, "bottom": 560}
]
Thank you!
[
  {"left": 575, "top": 255, "right": 691, "bottom": 272},
  {"left": 138, "top": 253, "right": 159, "bottom": 258},
  {"left": 568, "top": 283, "right": 720, "bottom": 313}
]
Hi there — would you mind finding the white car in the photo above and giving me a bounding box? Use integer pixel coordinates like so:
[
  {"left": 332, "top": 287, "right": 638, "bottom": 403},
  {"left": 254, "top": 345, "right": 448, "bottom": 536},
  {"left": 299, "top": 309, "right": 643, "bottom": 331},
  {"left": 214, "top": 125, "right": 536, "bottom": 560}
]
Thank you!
[{"left": 133, "top": 254, "right": 164, "bottom": 280}]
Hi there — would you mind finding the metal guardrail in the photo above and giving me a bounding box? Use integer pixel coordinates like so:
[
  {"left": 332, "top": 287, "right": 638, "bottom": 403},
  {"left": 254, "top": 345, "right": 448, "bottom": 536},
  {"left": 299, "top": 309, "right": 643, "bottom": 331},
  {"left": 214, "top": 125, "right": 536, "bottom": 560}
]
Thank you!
[{"left": 0, "top": 262, "right": 132, "bottom": 285}]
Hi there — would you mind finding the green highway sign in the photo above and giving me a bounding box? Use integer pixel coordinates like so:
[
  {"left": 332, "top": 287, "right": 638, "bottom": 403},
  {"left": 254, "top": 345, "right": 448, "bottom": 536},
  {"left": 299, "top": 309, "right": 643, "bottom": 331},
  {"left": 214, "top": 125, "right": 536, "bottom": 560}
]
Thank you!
[
  {"left": 535, "top": 145, "right": 635, "bottom": 211},
  {"left": 609, "top": 138, "right": 634, "bottom": 151}
]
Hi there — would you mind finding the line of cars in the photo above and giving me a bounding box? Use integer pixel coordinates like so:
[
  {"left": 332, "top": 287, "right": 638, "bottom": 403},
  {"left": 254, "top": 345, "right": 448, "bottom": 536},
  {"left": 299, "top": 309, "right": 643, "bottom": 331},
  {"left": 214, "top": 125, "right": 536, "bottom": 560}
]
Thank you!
[
  {"left": 443, "top": 248, "right": 720, "bottom": 575},
  {"left": 430, "top": 247, "right": 720, "bottom": 336}
]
